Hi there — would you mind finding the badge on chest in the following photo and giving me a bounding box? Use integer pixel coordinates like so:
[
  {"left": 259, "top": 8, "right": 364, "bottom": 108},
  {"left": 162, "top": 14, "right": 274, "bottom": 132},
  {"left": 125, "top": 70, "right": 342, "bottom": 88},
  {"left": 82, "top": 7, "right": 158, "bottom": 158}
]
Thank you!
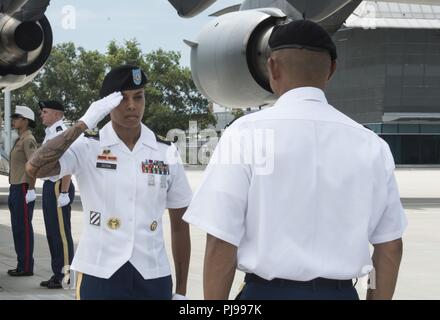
[
  {"left": 141, "top": 160, "right": 170, "bottom": 188},
  {"left": 96, "top": 149, "right": 118, "bottom": 170}
]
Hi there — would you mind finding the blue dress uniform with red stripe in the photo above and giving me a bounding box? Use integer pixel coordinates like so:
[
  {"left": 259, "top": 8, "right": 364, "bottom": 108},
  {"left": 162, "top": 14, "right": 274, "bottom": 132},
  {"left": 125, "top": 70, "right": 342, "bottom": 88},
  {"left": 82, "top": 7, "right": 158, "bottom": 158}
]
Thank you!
[
  {"left": 8, "top": 107, "right": 38, "bottom": 277},
  {"left": 8, "top": 184, "right": 35, "bottom": 275},
  {"left": 40, "top": 116, "right": 75, "bottom": 289}
]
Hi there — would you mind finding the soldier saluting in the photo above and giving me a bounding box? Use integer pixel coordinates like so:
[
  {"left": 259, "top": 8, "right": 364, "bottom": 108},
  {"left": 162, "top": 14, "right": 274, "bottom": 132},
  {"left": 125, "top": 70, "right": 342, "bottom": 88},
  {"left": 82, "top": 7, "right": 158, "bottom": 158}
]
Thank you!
[{"left": 26, "top": 65, "right": 193, "bottom": 300}]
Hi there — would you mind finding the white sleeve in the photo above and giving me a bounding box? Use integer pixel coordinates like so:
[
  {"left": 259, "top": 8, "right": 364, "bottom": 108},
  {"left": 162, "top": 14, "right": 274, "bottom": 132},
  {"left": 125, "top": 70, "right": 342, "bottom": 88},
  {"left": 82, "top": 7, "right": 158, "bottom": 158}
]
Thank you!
[
  {"left": 57, "top": 137, "right": 88, "bottom": 178},
  {"left": 166, "top": 144, "right": 193, "bottom": 209},
  {"left": 369, "top": 140, "right": 408, "bottom": 245},
  {"left": 183, "top": 127, "right": 251, "bottom": 247}
]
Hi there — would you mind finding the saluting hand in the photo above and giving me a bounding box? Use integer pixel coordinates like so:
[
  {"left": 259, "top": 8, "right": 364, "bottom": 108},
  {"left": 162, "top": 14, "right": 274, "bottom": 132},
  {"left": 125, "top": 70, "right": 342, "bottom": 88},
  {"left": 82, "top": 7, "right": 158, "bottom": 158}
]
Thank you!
[{"left": 79, "top": 92, "right": 123, "bottom": 129}]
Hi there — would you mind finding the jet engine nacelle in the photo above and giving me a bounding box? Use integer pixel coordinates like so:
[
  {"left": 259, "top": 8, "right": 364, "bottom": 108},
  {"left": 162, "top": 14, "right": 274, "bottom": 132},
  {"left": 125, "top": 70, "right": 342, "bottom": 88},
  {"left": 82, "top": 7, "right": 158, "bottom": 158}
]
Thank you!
[
  {"left": 189, "top": 8, "right": 302, "bottom": 109},
  {"left": 0, "top": 13, "right": 52, "bottom": 91}
]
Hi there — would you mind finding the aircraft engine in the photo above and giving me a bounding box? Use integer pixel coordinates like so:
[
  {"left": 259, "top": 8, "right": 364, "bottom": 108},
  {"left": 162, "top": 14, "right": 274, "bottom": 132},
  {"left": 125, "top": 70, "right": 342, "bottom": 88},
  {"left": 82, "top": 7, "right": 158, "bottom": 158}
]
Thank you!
[
  {"left": 188, "top": 8, "right": 302, "bottom": 109},
  {"left": 0, "top": 13, "right": 53, "bottom": 91}
]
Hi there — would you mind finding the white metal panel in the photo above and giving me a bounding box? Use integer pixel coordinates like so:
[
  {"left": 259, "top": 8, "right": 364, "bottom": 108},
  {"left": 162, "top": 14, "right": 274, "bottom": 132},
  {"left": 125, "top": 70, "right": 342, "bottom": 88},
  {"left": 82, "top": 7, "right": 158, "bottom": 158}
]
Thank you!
[{"left": 346, "top": 0, "right": 440, "bottom": 29}]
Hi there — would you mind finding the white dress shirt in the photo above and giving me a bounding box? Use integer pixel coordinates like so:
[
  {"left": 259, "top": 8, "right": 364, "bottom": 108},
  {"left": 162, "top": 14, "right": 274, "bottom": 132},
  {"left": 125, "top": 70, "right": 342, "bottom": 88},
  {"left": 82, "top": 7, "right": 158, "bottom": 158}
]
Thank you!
[
  {"left": 184, "top": 87, "right": 407, "bottom": 281},
  {"left": 43, "top": 119, "right": 67, "bottom": 144},
  {"left": 57, "top": 122, "right": 193, "bottom": 279}
]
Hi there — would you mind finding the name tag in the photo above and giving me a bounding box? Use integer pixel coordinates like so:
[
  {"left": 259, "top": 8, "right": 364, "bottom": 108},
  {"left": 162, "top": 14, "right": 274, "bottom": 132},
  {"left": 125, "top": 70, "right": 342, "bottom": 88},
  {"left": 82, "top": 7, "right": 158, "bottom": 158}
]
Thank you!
[{"left": 96, "top": 162, "right": 117, "bottom": 170}]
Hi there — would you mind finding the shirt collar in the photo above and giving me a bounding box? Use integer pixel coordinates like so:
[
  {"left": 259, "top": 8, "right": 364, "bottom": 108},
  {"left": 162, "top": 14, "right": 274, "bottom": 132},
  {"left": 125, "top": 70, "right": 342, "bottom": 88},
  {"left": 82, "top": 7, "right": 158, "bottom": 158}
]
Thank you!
[
  {"left": 46, "top": 119, "right": 64, "bottom": 135},
  {"left": 20, "top": 130, "right": 32, "bottom": 139},
  {"left": 274, "top": 87, "right": 328, "bottom": 108},
  {"left": 99, "top": 122, "right": 158, "bottom": 150}
]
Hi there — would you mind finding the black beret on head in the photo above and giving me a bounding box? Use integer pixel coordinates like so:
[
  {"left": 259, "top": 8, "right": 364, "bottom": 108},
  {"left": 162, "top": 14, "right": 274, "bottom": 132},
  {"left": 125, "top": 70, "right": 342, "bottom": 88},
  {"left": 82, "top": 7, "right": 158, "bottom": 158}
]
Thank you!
[
  {"left": 99, "top": 65, "right": 148, "bottom": 98},
  {"left": 39, "top": 100, "right": 64, "bottom": 112},
  {"left": 269, "top": 20, "right": 337, "bottom": 60}
]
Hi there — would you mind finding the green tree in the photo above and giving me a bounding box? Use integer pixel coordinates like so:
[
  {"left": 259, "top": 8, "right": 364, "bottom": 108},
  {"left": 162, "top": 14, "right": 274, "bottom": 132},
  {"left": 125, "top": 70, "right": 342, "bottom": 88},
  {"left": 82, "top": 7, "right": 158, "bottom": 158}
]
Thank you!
[
  {"left": 106, "top": 39, "right": 146, "bottom": 69},
  {"left": 13, "top": 42, "right": 106, "bottom": 142},
  {"left": 232, "top": 109, "right": 245, "bottom": 120},
  {"left": 143, "top": 49, "right": 215, "bottom": 135},
  {"left": 13, "top": 39, "right": 216, "bottom": 142},
  {"left": 105, "top": 41, "right": 215, "bottom": 135}
]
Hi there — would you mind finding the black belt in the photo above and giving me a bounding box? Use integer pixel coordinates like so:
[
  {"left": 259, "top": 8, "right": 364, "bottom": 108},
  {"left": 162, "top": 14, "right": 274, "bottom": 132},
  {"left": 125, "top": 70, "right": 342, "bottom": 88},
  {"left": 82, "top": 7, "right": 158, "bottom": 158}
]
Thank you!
[{"left": 245, "top": 273, "right": 353, "bottom": 289}]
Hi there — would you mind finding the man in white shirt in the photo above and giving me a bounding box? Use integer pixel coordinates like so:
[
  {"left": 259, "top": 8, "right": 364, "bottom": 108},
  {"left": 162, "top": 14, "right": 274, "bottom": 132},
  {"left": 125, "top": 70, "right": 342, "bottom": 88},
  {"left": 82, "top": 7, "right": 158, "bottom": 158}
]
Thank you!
[
  {"left": 183, "top": 20, "right": 407, "bottom": 300},
  {"left": 26, "top": 65, "right": 193, "bottom": 300},
  {"left": 38, "top": 100, "right": 75, "bottom": 289}
]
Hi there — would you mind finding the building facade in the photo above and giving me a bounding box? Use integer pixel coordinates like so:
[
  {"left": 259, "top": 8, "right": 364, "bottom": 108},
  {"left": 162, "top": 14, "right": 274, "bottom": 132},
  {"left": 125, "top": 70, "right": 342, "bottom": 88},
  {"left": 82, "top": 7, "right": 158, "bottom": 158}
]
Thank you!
[{"left": 327, "top": 2, "right": 440, "bottom": 164}]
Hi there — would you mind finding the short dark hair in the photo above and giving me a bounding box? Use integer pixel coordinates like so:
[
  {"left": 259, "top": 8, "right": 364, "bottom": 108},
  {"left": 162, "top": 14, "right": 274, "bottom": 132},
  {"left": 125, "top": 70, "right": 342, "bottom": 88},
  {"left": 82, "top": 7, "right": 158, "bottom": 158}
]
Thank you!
[{"left": 28, "top": 120, "right": 36, "bottom": 129}]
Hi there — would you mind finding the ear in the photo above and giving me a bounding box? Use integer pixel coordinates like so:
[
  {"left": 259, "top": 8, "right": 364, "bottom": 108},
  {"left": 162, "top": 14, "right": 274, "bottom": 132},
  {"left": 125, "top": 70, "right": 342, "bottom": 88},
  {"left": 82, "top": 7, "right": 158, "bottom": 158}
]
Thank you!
[
  {"left": 267, "top": 57, "right": 280, "bottom": 81},
  {"left": 328, "top": 60, "right": 337, "bottom": 80}
]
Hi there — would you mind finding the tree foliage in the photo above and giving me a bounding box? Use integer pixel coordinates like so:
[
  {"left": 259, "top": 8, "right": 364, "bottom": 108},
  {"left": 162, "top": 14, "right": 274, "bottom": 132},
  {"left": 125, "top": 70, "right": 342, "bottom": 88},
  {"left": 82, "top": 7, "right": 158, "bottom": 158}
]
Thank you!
[{"left": 13, "top": 40, "right": 215, "bottom": 142}]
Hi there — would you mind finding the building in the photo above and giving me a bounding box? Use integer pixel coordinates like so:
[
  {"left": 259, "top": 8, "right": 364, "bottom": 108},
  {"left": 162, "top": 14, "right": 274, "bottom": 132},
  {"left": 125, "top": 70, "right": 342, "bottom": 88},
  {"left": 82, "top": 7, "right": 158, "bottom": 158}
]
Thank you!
[{"left": 327, "top": 1, "right": 440, "bottom": 165}]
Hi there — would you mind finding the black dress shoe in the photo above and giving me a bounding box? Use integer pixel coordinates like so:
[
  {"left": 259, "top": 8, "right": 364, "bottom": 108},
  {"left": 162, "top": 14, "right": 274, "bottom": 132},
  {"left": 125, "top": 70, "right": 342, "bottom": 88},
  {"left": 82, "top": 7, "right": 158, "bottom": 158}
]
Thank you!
[
  {"left": 47, "top": 278, "right": 63, "bottom": 289},
  {"left": 8, "top": 270, "right": 33, "bottom": 277},
  {"left": 40, "top": 275, "right": 56, "bottom": 287},
  {"left": 7, "top": 268, "right": 18, "bottom": 275}
]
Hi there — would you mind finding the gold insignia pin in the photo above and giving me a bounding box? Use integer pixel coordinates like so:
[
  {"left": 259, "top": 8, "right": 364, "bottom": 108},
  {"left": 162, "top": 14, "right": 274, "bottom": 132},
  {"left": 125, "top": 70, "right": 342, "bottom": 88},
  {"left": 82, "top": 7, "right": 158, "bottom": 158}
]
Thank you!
[
  {"left": 150, "top": 221, "right": 158, "bottom": 232},
  {"left": 107, "top": 218, "right": 121, "bottom": 230}
]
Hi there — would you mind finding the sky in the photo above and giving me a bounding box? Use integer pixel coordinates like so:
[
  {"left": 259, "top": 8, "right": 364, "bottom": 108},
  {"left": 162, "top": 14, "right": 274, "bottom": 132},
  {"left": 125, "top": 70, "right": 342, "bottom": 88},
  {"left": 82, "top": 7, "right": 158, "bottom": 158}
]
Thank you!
[{"left": 45, "top": 0, "right": 239, "bottom": 67}]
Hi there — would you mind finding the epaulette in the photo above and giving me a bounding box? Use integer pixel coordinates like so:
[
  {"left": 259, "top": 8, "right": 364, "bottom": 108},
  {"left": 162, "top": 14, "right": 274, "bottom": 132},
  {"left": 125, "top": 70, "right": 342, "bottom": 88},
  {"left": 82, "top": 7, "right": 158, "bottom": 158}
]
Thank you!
[
  {"left": 84, "top": 129, "right": 100, "bottom": 140},
  {"left": 155, "top": 134, "right": 172, "bottom": 146}
]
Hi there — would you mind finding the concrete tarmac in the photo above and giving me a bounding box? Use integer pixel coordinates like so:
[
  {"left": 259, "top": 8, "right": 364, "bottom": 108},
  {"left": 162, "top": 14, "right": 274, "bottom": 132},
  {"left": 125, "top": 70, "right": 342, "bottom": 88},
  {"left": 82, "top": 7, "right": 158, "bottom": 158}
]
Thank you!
[{"left": 0, "top": 168, "right": 439, "bottom": 300}]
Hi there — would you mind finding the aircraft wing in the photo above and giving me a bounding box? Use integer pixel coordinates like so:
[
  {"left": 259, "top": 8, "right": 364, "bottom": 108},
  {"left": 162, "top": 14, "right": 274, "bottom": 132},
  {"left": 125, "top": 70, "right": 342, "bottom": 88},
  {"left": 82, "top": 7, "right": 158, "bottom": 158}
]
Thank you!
[
  {"left": 167, "top": 0, "right": 440, "bottom": 18},
  {"left": 168, "top": 0, "right": 217, "bottom": 17}
]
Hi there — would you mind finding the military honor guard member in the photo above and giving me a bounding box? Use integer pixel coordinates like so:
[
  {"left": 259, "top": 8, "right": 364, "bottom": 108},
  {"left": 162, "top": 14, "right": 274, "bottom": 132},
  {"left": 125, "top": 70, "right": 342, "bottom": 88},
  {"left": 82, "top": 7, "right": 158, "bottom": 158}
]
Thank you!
[
  {"left": 8, "top": 106, "right": 38, "bottom": 277},
  {"left": 39, "top": 100, "right": 76, "bottom": 289},
  {"left": 26, "top": 65, "right": 193, "bottom": 300},
  {"left": 183, "top": 20, "right": 407, "bottom": 300}
]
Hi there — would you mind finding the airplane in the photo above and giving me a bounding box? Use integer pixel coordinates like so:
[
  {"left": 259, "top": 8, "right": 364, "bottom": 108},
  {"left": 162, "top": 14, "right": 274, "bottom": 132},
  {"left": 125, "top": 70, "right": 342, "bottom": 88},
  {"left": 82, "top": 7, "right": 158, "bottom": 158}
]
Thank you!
[
  {"left": 1, "top": 0, "right": 439, "bottom": 100},
  {"left": 0, "top": 0, "right": 51, "bottom": 174},
  {"left": 0, "top": 0, "right": 439, "bottom": 174},
  {"left": 0, "top": 0, "right": 52, "bottom": 92},
  {"left": 168, "top": 0, "right": 440, "bottom": 108}
]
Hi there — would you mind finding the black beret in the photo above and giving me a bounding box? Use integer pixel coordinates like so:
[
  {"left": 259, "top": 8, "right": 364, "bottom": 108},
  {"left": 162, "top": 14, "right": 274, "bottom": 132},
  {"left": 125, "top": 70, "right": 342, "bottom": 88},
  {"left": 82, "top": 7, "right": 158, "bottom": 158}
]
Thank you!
[
  {"left": 100, "top": 65, "right": 148, "bottom": 98},
  {"left": 269, "top": 20, "right": 337, "bottom": 60},
  {"left": 39, "top": 100, "right": 64, "bottom": 112}
]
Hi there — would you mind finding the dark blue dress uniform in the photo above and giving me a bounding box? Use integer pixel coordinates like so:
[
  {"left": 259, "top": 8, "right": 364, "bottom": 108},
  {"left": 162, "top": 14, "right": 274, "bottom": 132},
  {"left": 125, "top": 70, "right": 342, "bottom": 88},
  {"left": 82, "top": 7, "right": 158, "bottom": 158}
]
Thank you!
[
  {"left": 41, "top": 119, "right": 75, "bottom": 286},
  {"left": 238, "top": 274, "right": 359, "bottom": 300},
  {"left": 8, "top": 127, "right": 37, "bottom": 276},
  {"left": 77, "top": 262, "right": 172, "bottom": 300}
]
